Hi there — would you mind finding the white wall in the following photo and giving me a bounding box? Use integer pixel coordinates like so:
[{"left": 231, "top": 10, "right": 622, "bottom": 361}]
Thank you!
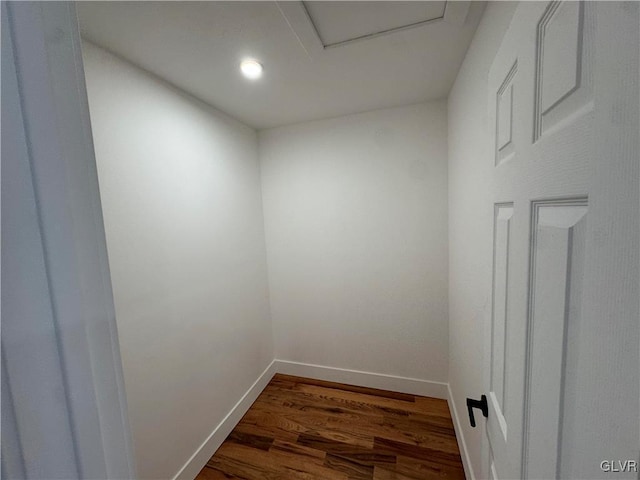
[
  {"left": 82, "top": 43, "right": 273, "bottom": 480},
  {"left": 446, "top": 3, "right": 517, "bottom": 478},
  {"left": 260, "top": 102, "right": 449, "bottom": 383}
]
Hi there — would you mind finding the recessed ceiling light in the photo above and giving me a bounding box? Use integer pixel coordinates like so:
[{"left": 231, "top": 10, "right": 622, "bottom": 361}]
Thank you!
[{"left": 240, "top": 59, "right": 263, "bottom": 80}]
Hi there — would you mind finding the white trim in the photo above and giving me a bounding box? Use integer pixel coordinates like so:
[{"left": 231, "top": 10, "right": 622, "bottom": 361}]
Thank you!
[
  {"left": 172, "top": 360, "right": 277, "bottom": 480},
  {"left": 274, "top": 360, "right": 448, "bottom": 399},
  {"left": 448, "top": 384, "right": 476, "bottom": 480}
]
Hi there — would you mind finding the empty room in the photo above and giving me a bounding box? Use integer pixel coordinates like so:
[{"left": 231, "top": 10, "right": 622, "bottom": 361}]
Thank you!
[{"left": 2, "top": 1, "right": 638, "bottom": 480}]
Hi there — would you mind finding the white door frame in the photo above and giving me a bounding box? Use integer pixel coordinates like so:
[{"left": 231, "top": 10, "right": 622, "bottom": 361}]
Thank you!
[{"left": 2, "top": 2, "right": 136, "bottom": 478}]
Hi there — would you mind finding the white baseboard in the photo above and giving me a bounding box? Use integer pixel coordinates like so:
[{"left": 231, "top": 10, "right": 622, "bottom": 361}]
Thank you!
[
  {"left": 274, "top": 359, "right": 448, "bottom": 399},
  {"left": 172, "top": 360, "right": 277, "bottom": 480},
  {"left": 447, "top": 384, "right": 476, "bottom": 480}
]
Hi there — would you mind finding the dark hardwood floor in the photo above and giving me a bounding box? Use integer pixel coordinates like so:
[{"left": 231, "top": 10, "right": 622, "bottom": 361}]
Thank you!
[{"left": 195, "top": 374, "right": 465, "bottom": 480}]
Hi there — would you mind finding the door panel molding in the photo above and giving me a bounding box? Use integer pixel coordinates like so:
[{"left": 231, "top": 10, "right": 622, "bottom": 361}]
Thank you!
[
  {"left": 495, "top": 63, "right": 518, "bottom": 166},
  {"left": 489, "top": 202, "right": 514, "bottom": 442},
  {"left": 522, "top": 196, "right": 588, "bottom": 479},
  {"left": 533, "top": 1, "right": 592, "bottom": 141}
]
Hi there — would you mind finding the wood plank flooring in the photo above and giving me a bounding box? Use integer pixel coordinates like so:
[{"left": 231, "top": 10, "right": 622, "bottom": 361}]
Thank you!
[{"left": 195, "top": 374, "right": 465, "bottom": 480}]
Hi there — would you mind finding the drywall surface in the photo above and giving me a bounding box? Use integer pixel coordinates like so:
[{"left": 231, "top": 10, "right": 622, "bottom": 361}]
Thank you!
[
  {"left": 260, "top": 102, "right": 449, "bottom": 383},
  {"left": 82, "top": 42, "right": 273, "bottom": 480},
  {"left": 446, "top": 3, "right": 517, "bottom": 478}
]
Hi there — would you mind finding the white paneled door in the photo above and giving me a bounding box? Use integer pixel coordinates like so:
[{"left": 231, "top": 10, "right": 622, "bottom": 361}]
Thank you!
[{"left": 479, "top": 2, "right": 638, "bottom": 479}]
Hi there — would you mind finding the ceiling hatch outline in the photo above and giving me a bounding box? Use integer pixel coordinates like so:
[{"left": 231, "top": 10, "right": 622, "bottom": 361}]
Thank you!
[
  {"left": 304, "top": 1, "right": 446, "bottom": 48},
  {"left": 276, "top": 1, "right": 471, "bottom": 56}
]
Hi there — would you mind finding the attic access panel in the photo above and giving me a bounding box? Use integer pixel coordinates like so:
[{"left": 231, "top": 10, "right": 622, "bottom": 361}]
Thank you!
[{"left": 303, "top": 1, "right": 447, "bottom": 48}]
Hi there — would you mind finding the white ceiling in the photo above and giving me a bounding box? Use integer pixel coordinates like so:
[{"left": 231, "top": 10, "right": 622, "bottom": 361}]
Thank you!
[{"left": 78, "top": 1, "right": 485, "bottom": 129}]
